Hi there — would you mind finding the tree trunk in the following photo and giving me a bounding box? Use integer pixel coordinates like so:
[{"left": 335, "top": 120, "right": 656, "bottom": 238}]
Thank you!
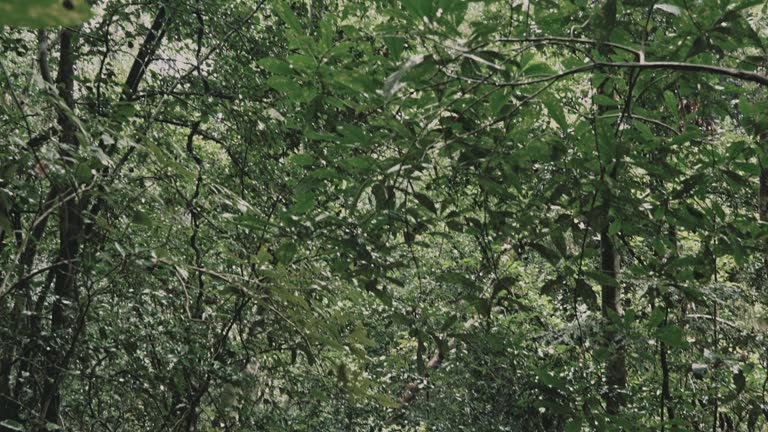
[
  {"left": 593, "top": 0, "right": 626, "bottom": 416},
  {"left": 600, "top": 228, "right": 626, "bottom": 414},
  {"left": 759, "top": 132, "right": 768, "bottom": 272},
  {"left": 39, "top": 27, "right": 82, "bottom": 429},
  {"left": 0, "top": 190, "right": 56, "bottom": 426}
]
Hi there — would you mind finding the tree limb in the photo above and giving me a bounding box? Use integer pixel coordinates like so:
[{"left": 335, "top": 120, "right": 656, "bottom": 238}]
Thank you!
[
  {"left": 122, "top": 4, "right": 168, "bottom": 100},
  {"left": 498, "top": 36, "right": 642, "bottom": 58}
]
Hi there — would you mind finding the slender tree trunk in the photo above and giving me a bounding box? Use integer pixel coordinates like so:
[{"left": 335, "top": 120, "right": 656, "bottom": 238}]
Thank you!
[
  {"left": 0, "top": 190, "right": 56, "bottom": 426},
  {"left": 39, "top": 27, "right": 82, "bottom": 429},
  {"left": 600, "top": 228, "right": 626, "bottom": 414},
  {"left": 660, "top": 315, "right": 674, "bottom": 429},
  {"left": 662, "top": 224, "right": 678, "bottom": 430},
  {"left": 759, "top": 132, "right": 768, "bottom": 272},
  {"left": 0, "top": 299, "right": 22, "bottom": 425},
  {"left": 593, "top": 0, "right": 626, "bottom": 416},
  {"left": 6, "top": 3, "right": 168, "bottom": 429}
]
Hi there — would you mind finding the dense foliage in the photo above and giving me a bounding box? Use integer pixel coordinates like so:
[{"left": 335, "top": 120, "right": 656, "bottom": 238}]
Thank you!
[{"left": 1, "top": 0, "right": 768, "bottom": 430}]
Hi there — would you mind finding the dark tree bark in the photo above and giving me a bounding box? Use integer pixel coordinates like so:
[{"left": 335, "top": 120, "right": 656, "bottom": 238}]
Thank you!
[
  {"left": 593, "top": 0, "right": 626, "bottom": 416},
  {"left": 661, "top": 223, "right": 678, "bottom": 430},
  {"left": 122, "top": 4, "right": 168, "bottom": 101},
  {"left": 600, "top": 228, "right": 626, "bottom": 414},
  {"left": 759, "top": 132, "right": 768, "bottom": 272},
  {"left": 0, "top": 189, "right": 57, "bottom": 426},
  {"left": 39, "top": 27, "right": 82, "bottom": 430}
]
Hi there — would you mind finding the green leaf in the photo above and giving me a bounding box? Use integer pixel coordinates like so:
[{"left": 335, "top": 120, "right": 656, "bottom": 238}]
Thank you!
[
  {"left": 657, "top": 324, "right": 687, "bottom": 348},
  {"left": 402, "top": 0, "right": 433, "bottom": 19},
  {"left": 255, "top": 246, "right": 273, "bottom": 264},
  {"left": 291, "top": 192, "right": 316, "bottom": 214},
  {"left": 521, "top": 60, "right": 555, "bottom": 76},
  {"left": 648, "top": 307, "right": 665, "bottom": 327},
  {"left": 287, "top": 54, "right": 316, "bottom": 71},
  {"left": 536, "top": 368, "right": 565, "bottom": 390},
  {"left": 565, "top": 418, "right": 583, "bottom": 432},
  {"left": 531, "top": 243, "right": 560, "bottom": 265},
  {"left": 372, "top": 393, "right": 402, "bottom": 409},
  {"left": 273, "top": 1, "right": 302, "bottom": 32},
  {"left": 74, "top": 163, "right": 93, "bottom": 183},
  {"left": 267, "top": 76, "right": 302, "bottom": 97},
  {"left": 544, "top": 99, "right": 568, "bottom": 133},
  {"left": 663, "top": 90, "right": 678, "bottom": 115},
  {"left": 219, "top": 383, "right": 238, "bottom": 409},
  {"left": 340, "top": 156, "right": 376, "bottom": 172},
  {"left": 413, "top": 192, "right": 437, "bottom": 214},
  {"left": 383, "top": 36, "right": 405, "bottom": 61},
  {"left": 575, "top": 279, "right": 597, "bottom": 305},
  {"left": 438, "top": 272, "right": 479, "bottom": 289},
  {"left": 0, "top": 0, "right": 91, "bottom": 28},
  {"left": 348, "top": 324, "right": 376, "bottom": 347},
  {"left": 446, "top": 220, "right": 464, "bottom": 232},
  {"left": 131, "top": 210, "right": 153, "bottom": 226},
  {"left": 258, "top": 58, "right": 293, "bottom": 75},
  {"left": 112, "top": 101, "right": 136, "bottom": 123},
  {"left": 276, "top": 242, "right": 298, "bottom": 264},
  {"left": 721, "top": 169, "right": 751, "bottom": 189},
  {"left": 289, "top": 153, "right": 315, "bottom": 167},
  {"left": 608, "top": 219, "right": 622, "bottom": 235},
  {"left": 593, "top": 94, "right": 616, "bottom": 106},
  {"left": 365, "top": 279, "right": 393, "bottom": 307},
  {"left": 585, "top": 270, "right": 619, "bottom": 287}
]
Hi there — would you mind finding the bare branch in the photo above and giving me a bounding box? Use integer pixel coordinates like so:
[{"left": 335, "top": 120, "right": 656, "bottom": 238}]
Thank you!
[
  {"left": 454, "top": 61, "right": 768, "bottom": 88},
  {"left": 498, "top": 36, "right": 642, "bottom": 58}
]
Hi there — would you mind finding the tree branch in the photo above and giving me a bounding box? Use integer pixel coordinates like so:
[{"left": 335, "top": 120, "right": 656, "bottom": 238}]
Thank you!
[
  {"left": 456, "top": 61, "right": 768, "bottom": 88},
  {"left": 122, "top": 4, "right": 168, "bottom": 100},
  {"left": 498, "top": 36, "right": 642, "bottom": 58}
]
